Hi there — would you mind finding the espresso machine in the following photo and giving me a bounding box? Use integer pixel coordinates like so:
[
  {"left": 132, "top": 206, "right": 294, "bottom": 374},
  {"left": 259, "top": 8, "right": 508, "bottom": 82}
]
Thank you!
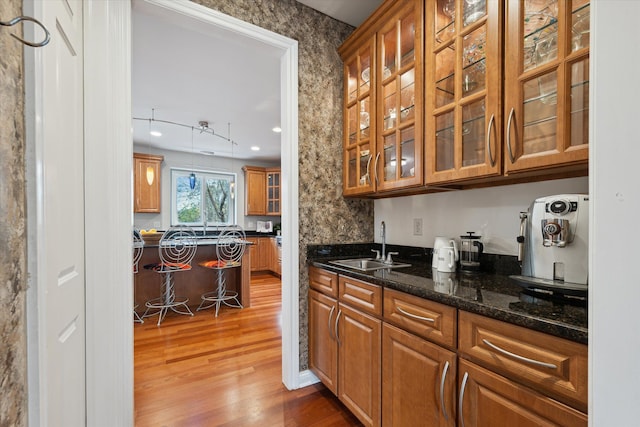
[{"left": 511, "top": 194, "right": 588, "bottom": 293}]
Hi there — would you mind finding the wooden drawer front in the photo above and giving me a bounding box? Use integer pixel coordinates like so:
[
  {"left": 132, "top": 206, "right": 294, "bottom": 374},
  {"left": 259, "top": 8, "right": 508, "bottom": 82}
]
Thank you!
[
  {"left": 339, "top": 275, "right": 382, "bottom": 316},
  {"left": 459, "top": 311, "right": 588, "bottom": 413},
  {"left": 383, "top": 288, "right": 456, "bottom": 349},
  {"left": 309, "top": 266, "right": 338, "bottom": 297}
]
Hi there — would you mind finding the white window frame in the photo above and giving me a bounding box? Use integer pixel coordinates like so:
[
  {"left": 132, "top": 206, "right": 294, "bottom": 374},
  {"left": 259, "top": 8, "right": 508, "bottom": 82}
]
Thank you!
[{"left": 170, "top": 167, "right": 237, "bottom": 226}]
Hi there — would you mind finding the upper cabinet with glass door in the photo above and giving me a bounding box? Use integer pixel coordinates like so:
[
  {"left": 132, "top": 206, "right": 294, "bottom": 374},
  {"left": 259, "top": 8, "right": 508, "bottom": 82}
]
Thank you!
[
  {"left": 425, "top": 0, "right": 503, "bottom": 184},
  {"left": 504, "top": 0, "right": 589, "bottom": 173},
  {"left": 375, "top": 0, "right": 423, "bottom": 192},
  {"left": 340, "top": 0, "right": 423, "bottom": 196},
  {"left": 342, "top": 38, "right": 376, "bottom": 196}
]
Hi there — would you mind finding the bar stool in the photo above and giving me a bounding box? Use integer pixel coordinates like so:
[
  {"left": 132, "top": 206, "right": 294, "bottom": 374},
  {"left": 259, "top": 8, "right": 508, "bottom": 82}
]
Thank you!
[
  {"left": 133, "top": 229, "right": 145, "bottom": 324},
  {"left": 143, "top": 225, "right": 197, "bottom": 325},
  {"left": 197, "top": 225, "right": 246, "bottom": 317}
]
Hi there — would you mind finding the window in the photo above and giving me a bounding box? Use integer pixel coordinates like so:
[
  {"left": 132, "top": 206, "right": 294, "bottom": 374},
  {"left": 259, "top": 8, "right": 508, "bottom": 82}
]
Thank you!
[{"left": 171, "top": 168, "right": 236, "bottom": 226}]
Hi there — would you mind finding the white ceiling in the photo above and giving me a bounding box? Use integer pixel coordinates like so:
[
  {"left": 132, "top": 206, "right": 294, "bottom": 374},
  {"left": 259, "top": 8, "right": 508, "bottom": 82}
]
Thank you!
[{"left": 132, "top": 0, "right": 383, "bottom": 162}]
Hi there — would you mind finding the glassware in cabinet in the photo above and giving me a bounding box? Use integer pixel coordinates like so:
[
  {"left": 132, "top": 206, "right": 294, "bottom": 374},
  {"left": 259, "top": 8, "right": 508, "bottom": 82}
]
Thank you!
[
  {"left": 504, "top": 0, "right": 589, "bottom": 173},
  {"left": 426, "top": 0, "right": 501, "bottom": 184},
  {"left": 343, "top": 38, "right": 376, "bottom": 196},
  {"left": 375, "top": 1, "right": 423, "bottom": 192}
]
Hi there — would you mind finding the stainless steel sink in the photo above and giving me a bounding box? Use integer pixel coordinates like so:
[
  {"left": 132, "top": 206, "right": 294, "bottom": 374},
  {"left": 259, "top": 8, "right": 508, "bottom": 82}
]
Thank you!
[{"left": 329, "top": 258, "right": 411, "bottom": 272}]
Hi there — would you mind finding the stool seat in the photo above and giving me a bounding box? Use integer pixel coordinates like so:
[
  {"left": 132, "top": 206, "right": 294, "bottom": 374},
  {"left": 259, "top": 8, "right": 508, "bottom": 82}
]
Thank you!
[
  {"left": 142, "top": 226, "right": 197, "bottom": 325},
  {"left": 197, "top": 225, "right": 246, "bottom": 317}
]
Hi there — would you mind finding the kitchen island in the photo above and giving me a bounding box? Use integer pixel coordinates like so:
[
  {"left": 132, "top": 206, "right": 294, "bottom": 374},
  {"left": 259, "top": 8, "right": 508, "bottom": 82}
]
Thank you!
[{"left": 134, "top": 239, "right": 252, "bottom": 317}]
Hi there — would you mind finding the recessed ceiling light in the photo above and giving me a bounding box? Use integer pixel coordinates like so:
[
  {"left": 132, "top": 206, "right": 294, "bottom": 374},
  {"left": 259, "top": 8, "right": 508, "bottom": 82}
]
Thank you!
[
  {"left": 150, "top": 130, "right": 162, "bottom": 137},
  {"left": 251, "top": 146, "right": 260, "bottom": 151},
  {"left": 201, "top": 151, "right": 216, "bottom": 156},
  {"left": 272, "top": 126, "right": 282, "bottom": 133}
]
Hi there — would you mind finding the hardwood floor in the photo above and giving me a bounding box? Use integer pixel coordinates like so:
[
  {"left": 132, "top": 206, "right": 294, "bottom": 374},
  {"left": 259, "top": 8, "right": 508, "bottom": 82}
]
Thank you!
[{"left": 134, "top": 272, "right": 362, "bottom": 426}]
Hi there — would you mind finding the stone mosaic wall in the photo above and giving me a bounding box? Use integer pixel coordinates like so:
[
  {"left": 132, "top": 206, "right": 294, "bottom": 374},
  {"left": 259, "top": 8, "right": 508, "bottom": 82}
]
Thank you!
[
  {"left": 193, "top": 0, "right": 374, "bottom": 369},
  {"left": 0, "top": 0, "right": 27, "bottom": 425}
]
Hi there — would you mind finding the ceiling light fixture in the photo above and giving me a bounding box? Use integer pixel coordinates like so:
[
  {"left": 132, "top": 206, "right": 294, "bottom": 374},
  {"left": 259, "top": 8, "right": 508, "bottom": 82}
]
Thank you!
[
  {"left": 251, "top": 146, "right": 260, "bottom": 151},
  {"left": 272, "top": 126, "right": 282, "bottom": 133},
  {"left": 150, "top": 130, "right": 162, "bottom": 137},
  {"left": 133, "top": 109, "right": 238, "bottom": 145}
]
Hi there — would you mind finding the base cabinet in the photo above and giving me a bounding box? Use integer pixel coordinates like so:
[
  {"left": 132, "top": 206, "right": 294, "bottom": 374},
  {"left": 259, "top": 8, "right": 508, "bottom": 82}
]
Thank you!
[
  {"left": 338, "top": 303, "right": 381, "bottom": 427},
  {"left": 308, "top": 267, "right": 588, "bottom": 426},
  {"left": 458, "top": 359, "right": 587, "bottom": 427},
  {"left": 382, "top": 324, "right": 455, "bottom": 427}
]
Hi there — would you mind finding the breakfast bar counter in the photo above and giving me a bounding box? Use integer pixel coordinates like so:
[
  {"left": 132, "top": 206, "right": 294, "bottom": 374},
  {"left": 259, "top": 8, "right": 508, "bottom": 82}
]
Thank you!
[{"left": 134, "top": 240, "right": 252, "bottom": 317}]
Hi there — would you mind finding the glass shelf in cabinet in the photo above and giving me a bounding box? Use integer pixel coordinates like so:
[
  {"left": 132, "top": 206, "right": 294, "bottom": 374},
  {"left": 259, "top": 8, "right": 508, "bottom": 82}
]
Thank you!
[
  {"left": 523, "top": 114, "right": 557, "bottom": 128},
  {"left": 524, "top": 90, "right": 558, "bottom": 105}
]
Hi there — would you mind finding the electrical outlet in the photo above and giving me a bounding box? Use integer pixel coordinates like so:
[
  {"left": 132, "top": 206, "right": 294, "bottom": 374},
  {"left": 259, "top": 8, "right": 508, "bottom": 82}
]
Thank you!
[{"left": 413, "top": 218, "right": 423, "bottom": 236}]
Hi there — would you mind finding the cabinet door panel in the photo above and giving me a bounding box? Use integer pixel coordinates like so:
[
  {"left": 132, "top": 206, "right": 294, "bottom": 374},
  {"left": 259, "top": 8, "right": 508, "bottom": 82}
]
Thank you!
[
  {"left": 382, "top": 324, "right": 455, "bottom": 427},
  {"left": 309, "top": 290, "right": 338, "bottom": 394},
  {"left": 504, "top": 0, "right": 589, "bottom": 173},
  {"left": 458, "top": 359, "right": 587, "bottom": 427},
  {"left": 338, "top": 303, "right": 381, "bottom": 427}
]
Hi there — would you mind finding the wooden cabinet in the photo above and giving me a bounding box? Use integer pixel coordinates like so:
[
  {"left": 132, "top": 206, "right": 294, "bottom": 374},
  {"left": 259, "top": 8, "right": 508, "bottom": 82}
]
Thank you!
[
  {"left": 504, "top": 0, "right": 590, "bottom": 174},
  {"left": 246, "top": 237, "right": 269, "bottom": 271},
  {"left": 382, "top": 323, "right": 456, "bottom": 427},
  {"left": 266, "top": 168, "right": 281, "bottom": 215},
  {"left": 309, "top": 288, "right": 338, "bottom": 394},
  {"left": 458, "top": 359, "right": 587, "bottom": 427},
  {"left": 243, "top": 166, "right": 266, "bottom": 216},
  {"left": 425, "top": 0, "right": 503, "bottom": 183},
  {"left": 340, "top": 0, "right": 424, "bottom": 196},
  {"left": 268, "top": 237, "right": 281, "bottom": 276},
  {"left": 340, "top": 0, "right": 589, "bottom": 197},
  {"left": 308, "top": 268, "right": 382, "bottom": 427},
  {"left": 243, "top": 166, "right": 281, "bottom": 216},
  {"left": 458, "top": 310, "right": 588, "bottom": 412},
  {"left": 133, "top": 153, "right": 163, "bottom": 213}
]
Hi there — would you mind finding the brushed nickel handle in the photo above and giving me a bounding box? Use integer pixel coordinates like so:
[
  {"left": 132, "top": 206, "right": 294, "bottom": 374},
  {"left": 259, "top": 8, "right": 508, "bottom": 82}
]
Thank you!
[
  {"left": 334, "top": 309, "right": 342, "bottom": 346},
  {"left": 327, "top": 305, "right": 335, "bottom": 340},
  {"left": 459, "top": 372, "right": 469, "bottom": 427},
  {"left": 374, "top": 152, "right": 381, "bottom": 186},
  {"left": 486, "top": 114, "right": 496, "bottom": 167},
  {"left": 396, "top": 306, "right": 435, "bottom": 323},
  {"left": 365, "top": 154, "right": 373, "bottom": 185},
  {"left": 482, "top": 338, "right": 557, "bottom": 369},
  {"left": 506, "top": 108, "right": 516, "bottom": 163},
  {"left": 440, "top": 361, "right": 450, "bottom": 421}
]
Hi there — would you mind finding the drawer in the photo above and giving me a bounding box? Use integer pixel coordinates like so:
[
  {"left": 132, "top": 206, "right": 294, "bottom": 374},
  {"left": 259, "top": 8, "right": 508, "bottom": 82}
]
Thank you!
[
  {"left": 383, "top": 288, "right": 456, "bottom": 349},
  {"left": 338, "top": 275, "right": 382, "bottom": 316},
  {"left": 459, "top": 310, "right": 588, "bottom": 413},
  {"left": 309, "top": 266, "right": 338, "bottom": 298}
]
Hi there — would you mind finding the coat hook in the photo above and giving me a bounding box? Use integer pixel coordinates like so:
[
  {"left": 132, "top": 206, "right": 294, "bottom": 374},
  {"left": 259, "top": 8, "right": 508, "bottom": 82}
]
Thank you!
[{"left": 0, "top": 15, "right": 50, "bottom": 47}]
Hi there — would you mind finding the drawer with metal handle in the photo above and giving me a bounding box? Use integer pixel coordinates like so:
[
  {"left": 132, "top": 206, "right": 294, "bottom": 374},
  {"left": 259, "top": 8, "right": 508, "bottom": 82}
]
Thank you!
[
  {"left": 383, "top": 288, "right": 456, "bottom": 349},
  {"left": 458, "top": 310, "right": 587, "bottom": 413}
]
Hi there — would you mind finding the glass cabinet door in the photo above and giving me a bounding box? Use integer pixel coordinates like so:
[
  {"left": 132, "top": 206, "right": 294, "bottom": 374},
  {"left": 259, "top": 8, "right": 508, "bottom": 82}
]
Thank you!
[
  {"left": 504, "top": 0, "right": 589, "bottom": 173},
  {"left": 426, "top": 0, "right": 502, "bottom": 184},
  {"left": 343, "top": 38, "right": 375, "bottom": 196},
  {"left": 375, "top": 0, "right": 423, "bottom": 192}
]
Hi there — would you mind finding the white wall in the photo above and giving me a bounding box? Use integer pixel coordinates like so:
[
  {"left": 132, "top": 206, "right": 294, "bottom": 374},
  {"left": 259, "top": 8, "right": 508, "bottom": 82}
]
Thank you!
[
  {"left": 590, "top": 2, "right": 640, "bottom": 425},
  {"left": 375, "top": 176, "right": 588, "bottom": 255},
  {"left": 133, "top": 145, "right": 280, "bottom": 231}
]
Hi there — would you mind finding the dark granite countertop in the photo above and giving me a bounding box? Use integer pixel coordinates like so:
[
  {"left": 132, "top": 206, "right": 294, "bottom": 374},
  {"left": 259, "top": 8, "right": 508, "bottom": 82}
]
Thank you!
[{"left": 308, "top": 243, "right": 587, "bottom": 345}]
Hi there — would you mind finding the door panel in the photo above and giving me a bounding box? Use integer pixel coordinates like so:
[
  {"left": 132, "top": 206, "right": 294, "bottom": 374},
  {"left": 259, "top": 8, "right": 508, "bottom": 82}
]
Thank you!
[{"left": 40, "top": 0, "right": 86, "bottom": 424}]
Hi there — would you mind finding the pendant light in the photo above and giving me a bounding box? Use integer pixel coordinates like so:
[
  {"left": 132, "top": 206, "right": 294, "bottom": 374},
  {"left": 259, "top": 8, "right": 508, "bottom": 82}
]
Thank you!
[
  {"left": 229, "top": 123, "right": 235, "bottom": 200},
  {"left": 189, "top": 126, "right": 196, "bottom": 190},
  {"left": 146, "top": 111, "right": 156, "bottom": 186}
]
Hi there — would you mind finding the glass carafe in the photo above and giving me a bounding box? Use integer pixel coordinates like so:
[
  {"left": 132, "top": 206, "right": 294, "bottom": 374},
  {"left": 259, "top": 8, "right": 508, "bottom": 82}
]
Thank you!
[{"left": 460, "top": 232, "right": 483, "bottom": 271}]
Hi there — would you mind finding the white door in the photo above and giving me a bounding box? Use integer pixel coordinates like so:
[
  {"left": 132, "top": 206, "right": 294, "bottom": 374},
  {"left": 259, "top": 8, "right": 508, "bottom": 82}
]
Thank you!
[{"left": 36, "top": 0, "right": 86, "bottom": 424}]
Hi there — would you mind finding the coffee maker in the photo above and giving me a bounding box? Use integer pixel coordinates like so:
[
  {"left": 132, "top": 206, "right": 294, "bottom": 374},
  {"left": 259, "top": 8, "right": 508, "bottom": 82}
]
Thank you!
[{"left": 511, "top": 194, "right": 588, "bottom": 292}]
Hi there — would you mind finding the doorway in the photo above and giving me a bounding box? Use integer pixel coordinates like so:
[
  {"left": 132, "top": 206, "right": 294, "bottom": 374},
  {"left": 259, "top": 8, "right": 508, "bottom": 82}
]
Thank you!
[{"left": 131, "top": 0, "right": 300, "bottom": 389}]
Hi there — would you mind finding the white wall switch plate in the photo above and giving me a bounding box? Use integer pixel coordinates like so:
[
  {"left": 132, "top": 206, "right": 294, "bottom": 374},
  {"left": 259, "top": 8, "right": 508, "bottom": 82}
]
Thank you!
[{"left": 413, "top": 218, "right": 423, "bottom": 236}]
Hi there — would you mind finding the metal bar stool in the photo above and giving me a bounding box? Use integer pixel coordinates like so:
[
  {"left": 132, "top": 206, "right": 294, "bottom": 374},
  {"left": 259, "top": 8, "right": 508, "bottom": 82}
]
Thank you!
[
  {"left": 133, "top": 229, "right": 145, "bottom": 324},
  {"left": 197, "top": 225, "right": 246, "bottom": 317},
  {"left": 143, "top": 226, "right": 197, "bottom": 325}
]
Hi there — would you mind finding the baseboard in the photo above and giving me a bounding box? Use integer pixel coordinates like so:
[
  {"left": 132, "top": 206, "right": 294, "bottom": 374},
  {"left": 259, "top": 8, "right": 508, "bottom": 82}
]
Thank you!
[{"left": 297, "top": 370, "right": 320, "bottom": 388}]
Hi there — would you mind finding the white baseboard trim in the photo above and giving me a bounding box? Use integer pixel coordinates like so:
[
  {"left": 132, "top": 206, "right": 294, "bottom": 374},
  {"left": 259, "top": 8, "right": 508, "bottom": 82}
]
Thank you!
[{"left": 297, "top": 370, "right": 320, "bottom": 388}]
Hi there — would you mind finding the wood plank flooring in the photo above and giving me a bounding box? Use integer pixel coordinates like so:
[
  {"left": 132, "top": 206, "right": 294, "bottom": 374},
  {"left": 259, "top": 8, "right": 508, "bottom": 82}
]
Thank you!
[{"left": 134, "top": 272, "right": 362, "bottom": 426}]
